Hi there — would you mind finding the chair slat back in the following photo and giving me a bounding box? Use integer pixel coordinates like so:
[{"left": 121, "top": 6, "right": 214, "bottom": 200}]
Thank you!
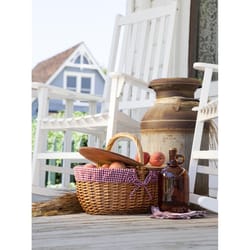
[{"left": 103, "top": 3, "right": 178, "bottom": 116}]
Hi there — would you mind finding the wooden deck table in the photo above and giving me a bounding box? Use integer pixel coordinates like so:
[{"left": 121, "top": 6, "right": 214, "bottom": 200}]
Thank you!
[{"left": 32, "top": 212, "right": 217, "bottom": 249}]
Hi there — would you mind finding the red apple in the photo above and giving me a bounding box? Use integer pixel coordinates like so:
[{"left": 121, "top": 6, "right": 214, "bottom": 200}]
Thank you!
[
  {"left": 101, "top": 163, "right": 110, "bottom": 168},
  {"left": 149, "top": 152, "right": 166, "bottom": 167},
  {"left": 135, "top": 152, "right": 150, "bottom": 165},
  {"left": 84, "top": 163, "right": 97, "bottom": 168},
  {"left": 109, "top": 161, "right": 126, "bottom": 169}
]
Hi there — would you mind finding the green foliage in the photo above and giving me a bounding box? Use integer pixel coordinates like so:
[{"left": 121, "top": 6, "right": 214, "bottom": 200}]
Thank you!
[
  {"left": 32, "top": 111, "right": 88, "bottom": 152},
  {"left": 32, "top": 111, "right": 89, "bottom": 186},
  {"left": 102, "top": 67, "right": 107, "bottom": 75}
]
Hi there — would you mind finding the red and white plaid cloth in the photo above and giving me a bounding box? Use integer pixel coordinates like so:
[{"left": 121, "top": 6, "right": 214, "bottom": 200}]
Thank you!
[
  {"left": 150, "top": 206, "right": 206, "bottom": 219},
  {"left": 74, "top": 166, "right": 158, "bottom": 200}
]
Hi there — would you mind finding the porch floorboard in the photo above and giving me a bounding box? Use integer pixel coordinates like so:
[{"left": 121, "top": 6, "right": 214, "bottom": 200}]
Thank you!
[{"left": 32, "top": 212, "right": 217, "bottom": 249}]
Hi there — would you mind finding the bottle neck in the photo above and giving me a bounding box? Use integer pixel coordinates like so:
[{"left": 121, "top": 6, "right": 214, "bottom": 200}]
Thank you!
[{"left": 167, "top": 160, "right": 178, "bottom": 168}]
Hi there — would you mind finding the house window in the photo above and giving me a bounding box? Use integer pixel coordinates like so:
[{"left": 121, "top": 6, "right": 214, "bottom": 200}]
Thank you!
[
  {"left": 73, "top": 55, "right": 89, "bottom": 65},
  {"left": 81, "top": 77, "right": 91, "bottom": 94},
  {"left": 83, "top": 56, "right": 89, "bottom": 64},
  {"left": 75, "top": 56, "right": 81, "bottom": 64},
  {"left": 66, "top": 76, "right": 77, "bottom": 91},
  {"left": 64, "top": 72, "right": 95, "bottom": 105}
]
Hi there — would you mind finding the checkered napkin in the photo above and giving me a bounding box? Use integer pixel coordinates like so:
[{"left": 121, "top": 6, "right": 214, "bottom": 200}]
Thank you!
[
  {"left": 73, "top": 166, "right": 158, "bottom": 199},
  {"left": 150, "top": 206, "right": 206, "bottom": 219}
]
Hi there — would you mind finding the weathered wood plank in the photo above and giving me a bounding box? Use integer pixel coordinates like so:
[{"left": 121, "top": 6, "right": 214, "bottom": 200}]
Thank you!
[{"left": 32, "top": 213, "right": 218, "bottom": 249}]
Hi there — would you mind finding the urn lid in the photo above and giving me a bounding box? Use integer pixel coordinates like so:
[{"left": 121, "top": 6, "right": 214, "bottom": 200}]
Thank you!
[{"left": 149, "top": 77, "right": 201, "bottom": 98}]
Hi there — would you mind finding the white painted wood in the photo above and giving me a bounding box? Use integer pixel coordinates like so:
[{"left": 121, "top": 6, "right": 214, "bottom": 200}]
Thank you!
[
  {"left": 134, "top": 21, "right": 148, "bottom": 78},
  {"left": 32, "top": 186, "right": 69, "bottom": 197},
  {"left": 87, "top": 101, "right": 97, "bottom": 147},
  {"left": 189, "top": 193, "right": 218, "bottom": 213},
  {"left": 32, "top": 86, "right": 49, "bottom": 187},
  {"left": 32, "top": 84, "right": 104, "bottom": 190},
  {"left": 189, "top": 62, "right": 218, "bottom": 213},
  {"left": 143, "top": 18, "right": 156, "bottom": 80},
  {"left": 106, "top": 4, "right": 177, "bottom": 143},
  {"left": 102, "top": 15, "right": 122, "bottom": 105},
  {"left": 42, "top": 165, "right": 74, "bottom": 175},
  {"left": 32, "top": 82, "right": 103, "bottom": 102},
  {"left": 195, "top": 81, "right": 218, "bottom": 100},
  {"left": 126, "top": 23, "right": 138, "bottom": 74},
  {"left": 66, "top": 63, "right": 100, "bottom": 70},
  {"left": 209, "top": 188, "right": 217, "bottom": 198},
  {"left": 135, "top": 0, "right": 151, "bottom": 10},
  {"left": 37, "top": 152, "right": 85, "bottom": 160},
  {"left": 194, "top": 79, "right": 218, "bottom": 197},
  {"left": 131, "top": 0, "right": 191, "bottom": 77},
  {"left": 62, "top": 99, "right": 74, "bottom": 188},
  {"left": 32, "top": 4, "right": 178, "bottom": 192},
  {"left": 106, "top": 77, "right": 121, "bottom": 142},
  {"left": 126, "top": 0, "right": 134, "bottom": 14},
  {"left": 118, "top": 5, "right": 176, "bottom": 25},
  {"left": 192, "top": 150, "right": 218, "bottom": 160},
  {"left": 173, "top": 0, "right": 190, "bottom": 77},
  {"left": 197, "top": 165, "right": 218, "bottom": 175},
  {"left": 198, "top": 197, "right": 218, "bottom": 213},
  {"left": 152, "top": 16, "right": 165, "bottom": 79},
  {"left": 152, "top": 0, "right": 174, "bottom": 8},
  {"left": 189, "top": 193, "right": 202, "bottom": 205}
]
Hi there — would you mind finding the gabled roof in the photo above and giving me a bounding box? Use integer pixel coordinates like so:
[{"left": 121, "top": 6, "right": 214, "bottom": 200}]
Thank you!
[
  {"left": 32, "top": 43, "right": 81, "bottom": 83},
  {"left": 32, "top": 42, "right": 106, "bottom": 83}
]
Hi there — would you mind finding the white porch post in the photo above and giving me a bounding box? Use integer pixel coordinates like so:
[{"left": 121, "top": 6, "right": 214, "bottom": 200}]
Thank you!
[
  {"left": 170, "top": 0, "right": 191, "bottom": 77},
  {"left": 106, "top": 77, "right": 120, "bottom": 144},
  {"left": 61, "top": 99, "right": 74, "bottom": 188},
  {"left": 32, "top": 86, "right": 49, "bottom": 187},
  {"left": 87, "top": 101, "right": 97, "bottom": 147}
]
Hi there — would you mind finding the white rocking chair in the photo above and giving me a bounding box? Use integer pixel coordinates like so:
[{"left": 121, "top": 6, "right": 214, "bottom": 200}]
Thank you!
[
  {"left": 32, "top": 2, "right": 179, "bottom": 192},
  {"left": 189, "top": 62, "right": 218, "bottom": 213}
]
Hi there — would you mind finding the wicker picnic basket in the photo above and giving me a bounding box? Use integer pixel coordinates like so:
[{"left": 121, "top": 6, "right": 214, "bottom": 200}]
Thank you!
[{"left": 74, "top": 132, "right": 159, "bottom": 215}]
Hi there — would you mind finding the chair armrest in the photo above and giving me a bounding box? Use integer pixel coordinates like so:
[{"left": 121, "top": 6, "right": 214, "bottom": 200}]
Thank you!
[
  {"left": 193, "top": 62, "right": 218, "bottom": 72},
  {"left": 109, "top": 72, "right": 150, "bottom": 91},
  {"left": 32, "top": 82, "right": 104, "bottom": 102},
  {"left": 194, "top": 81, "right": 218, "bottom": 99}
]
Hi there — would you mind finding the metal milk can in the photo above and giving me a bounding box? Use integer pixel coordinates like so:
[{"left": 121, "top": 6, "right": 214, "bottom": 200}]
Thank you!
[{"left": 140, "top": 78, "right": 201, "bottom": 170}]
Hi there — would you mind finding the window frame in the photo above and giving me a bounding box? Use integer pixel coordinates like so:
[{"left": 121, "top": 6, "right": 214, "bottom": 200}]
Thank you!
[{"left": 63, "top": 71, "right": 95, "bottom": 106}]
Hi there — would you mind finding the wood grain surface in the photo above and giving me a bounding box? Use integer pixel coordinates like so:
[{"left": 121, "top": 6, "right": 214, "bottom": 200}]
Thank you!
[{"left": 32, "top": 212, "right": 218, "bottom": 249}]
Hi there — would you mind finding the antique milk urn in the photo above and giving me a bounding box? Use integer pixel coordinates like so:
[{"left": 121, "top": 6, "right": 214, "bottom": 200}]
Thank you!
[{"left": 140, "top": 78, "right": 201, "bottom": 170}]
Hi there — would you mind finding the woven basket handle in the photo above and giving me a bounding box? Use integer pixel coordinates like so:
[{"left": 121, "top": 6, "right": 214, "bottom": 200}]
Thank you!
[{"left": 105, "top": 132, "right": 144, "bottom": 165}]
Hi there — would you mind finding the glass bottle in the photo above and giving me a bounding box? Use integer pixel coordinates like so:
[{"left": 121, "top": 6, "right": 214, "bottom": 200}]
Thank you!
[{"left": 158, "top": 148, "right": 189, "bottom": 213}]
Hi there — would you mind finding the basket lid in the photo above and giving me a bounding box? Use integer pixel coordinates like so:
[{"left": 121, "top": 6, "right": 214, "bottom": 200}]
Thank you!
[{"left": 79, "top": 147, "right": 144, "bottom": 167}]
